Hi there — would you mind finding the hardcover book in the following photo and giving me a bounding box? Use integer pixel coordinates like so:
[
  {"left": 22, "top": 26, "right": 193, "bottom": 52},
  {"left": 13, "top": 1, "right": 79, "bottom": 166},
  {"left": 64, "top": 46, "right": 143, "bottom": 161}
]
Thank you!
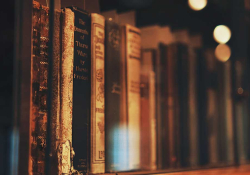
[
  {"left": 60, "top": 8, "right": 74, "bottom": 174},
  {"left": 90, "top": 13, "right": 105, "bottom": 174},
  {"left": 140, "top": 50, "right": 157, "bottom": 170},
  {"left": 30, "top": 3, "right": 49, "bottom": 174},
  {"left": 66, "top": 6, "right": 91, "bottom": 173},
  {"left": 104, "top": 19, "right": 124, "bottom": 172},
  {"left": 121, "top": 24, "right": 141, "bottom": 170}
]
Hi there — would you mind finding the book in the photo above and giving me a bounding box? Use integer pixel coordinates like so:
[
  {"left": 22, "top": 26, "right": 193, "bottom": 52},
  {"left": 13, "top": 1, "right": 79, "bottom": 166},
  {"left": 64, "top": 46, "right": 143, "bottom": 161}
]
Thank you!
[
  {"left": 140, "top": 50, "right": 157, "bottom": 170},
  {"left": 187, "top": 35, "right": 202, "bottom": 167},
  {"left": 90, "top": 13, "right": 105, "bottom": 174},
  {"left": 104, "top": 19, "right": 124, "bottom": 172},
  {"left": 50, "top": 9, "right": 61, "bottom": 175},
  {"left": 159, "top": 43, "right": 179, "bottom": 168},
  {"left": 121, "top": 24, "right": 141, "bottom": 170},
  {"left": 30, "top": 3, "right": 49, "bottom": 174},
  {"left": 66, "top": 6, "right": 91, "bottom": 174},
  {"left": 140, "top": 25, "right": 174, "bottom": 169},
  {"left": 176, "top": 43, "right": 190, "bottom": 167},
  {"left": 60, "top": 8, "right": 74, "bottom": 174},
  {"left": 204, "top": 48, "right": 219, "bottom": 165}
]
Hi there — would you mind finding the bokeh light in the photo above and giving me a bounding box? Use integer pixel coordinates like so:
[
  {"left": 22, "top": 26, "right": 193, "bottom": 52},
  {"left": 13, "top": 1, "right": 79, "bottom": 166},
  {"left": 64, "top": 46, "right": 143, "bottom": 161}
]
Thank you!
[
  {"left": 188, "top": 0, "right": 207, "bottom": 11},
  {"left": 215, "top": 44, "right": 231, "bottom": 62},
  {"left": 213, "top": 25, "right": 231, "bottom": 44}
]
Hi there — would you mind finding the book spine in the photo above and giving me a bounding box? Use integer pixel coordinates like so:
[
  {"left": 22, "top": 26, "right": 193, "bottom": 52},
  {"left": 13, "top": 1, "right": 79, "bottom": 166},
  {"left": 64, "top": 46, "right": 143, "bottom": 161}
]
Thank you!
[
  {"left": 154, "top": 48, "right": 162, "bottom": 169},
  {"left": 50, "top": 9, "right": 61, "bottom": 174},
  {"left": 105, "top": 20, "right": 122, "bottom": 172},
  {"left": 68, "top": 7, "right": 91, "bottom": 173},
  {"left": 224, "top": 61, "right": 234, "bottom": 163},
  {"left": 149, "top": 70, "right": 157, "bottom": 170},
  {"left": 60, "top": 8, "right": 74, "bottom": 174},
  {"left": 140, "top": 74, "right": 150, "bottom": 170},
  {"left": 188, "top": 46, "right": 199, "bottom": 167},
  {"left": 31, "top": 1, "right": 41, "bottom": 174},
  {"left": 30, "top": 3, "right": 50, "bottom": 174},
  {"left": 90, "top": 13, "right": 105, "bottom": 174},
  {"left": 124, "top": 25, "right": 141, "bottom": 170},
  {"left": 140, "top": 50, "right": 157, "bottom": 170},
  {"left": 176, "top": 44, "right": 190, "bottom": 167}
]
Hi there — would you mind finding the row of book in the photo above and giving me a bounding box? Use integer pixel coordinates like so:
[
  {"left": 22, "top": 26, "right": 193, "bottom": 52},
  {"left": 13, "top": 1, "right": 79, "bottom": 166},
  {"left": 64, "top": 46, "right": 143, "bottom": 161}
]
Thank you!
[{"left": 31, "top": 1, "right": 235, "bottom": 174}]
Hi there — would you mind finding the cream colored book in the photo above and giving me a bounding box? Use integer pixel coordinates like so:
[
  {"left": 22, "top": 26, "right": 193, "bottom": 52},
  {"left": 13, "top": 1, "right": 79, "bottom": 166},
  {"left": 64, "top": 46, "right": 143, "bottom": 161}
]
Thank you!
[
  {"left": 121, "top": 24, "right": 141, "bottom": 170},
  {"left": 90, "top": 13, "right": 105, "bottom": 174},
  {"left": 60, "top": 8, "right": 74, "bottom": 174}
]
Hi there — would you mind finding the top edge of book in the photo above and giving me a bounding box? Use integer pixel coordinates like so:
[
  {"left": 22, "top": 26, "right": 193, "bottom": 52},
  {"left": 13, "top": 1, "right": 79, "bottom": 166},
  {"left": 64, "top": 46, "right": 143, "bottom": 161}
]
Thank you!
[
  {"left": 91, "top": 13, "right": 105, "bottom": 19},
  {"left": 123, "top": 24, "right": 141, "bottom": 34},
  {"left": 65, "top": 6, "right": 90, "bottom": 16}
]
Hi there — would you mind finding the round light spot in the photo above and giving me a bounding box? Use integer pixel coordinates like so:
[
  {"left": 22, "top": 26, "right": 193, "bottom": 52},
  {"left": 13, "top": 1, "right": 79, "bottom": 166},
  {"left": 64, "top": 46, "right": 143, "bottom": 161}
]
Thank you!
[
  {"left": 188, "top": 0, "right": 207, "bottom": 11},
  {"left": 215, "top": 44, "right": 231, "bottom": 62},
  {"left": 213, "top": 25, "right": 231, "bottom": 44}
]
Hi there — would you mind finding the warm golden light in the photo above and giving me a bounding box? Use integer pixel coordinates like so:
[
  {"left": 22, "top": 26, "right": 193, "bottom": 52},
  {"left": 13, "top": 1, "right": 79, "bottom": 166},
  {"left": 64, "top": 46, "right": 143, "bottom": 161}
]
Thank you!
[
  {"left": 188, "top": 0, "right": 207, "bottom": 11},
  {"left": 215, "top": 44, "right": 231, "bottom": 62},
  {"left": 213, "top": 25, "right": 231, "bottom": 44}
]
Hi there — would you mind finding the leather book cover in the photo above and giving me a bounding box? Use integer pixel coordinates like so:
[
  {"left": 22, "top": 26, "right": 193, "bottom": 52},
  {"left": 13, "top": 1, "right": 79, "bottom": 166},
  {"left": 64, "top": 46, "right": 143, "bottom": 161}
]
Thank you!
[{"left": 30, "top": 2, "right": 49, "bottom": 174}]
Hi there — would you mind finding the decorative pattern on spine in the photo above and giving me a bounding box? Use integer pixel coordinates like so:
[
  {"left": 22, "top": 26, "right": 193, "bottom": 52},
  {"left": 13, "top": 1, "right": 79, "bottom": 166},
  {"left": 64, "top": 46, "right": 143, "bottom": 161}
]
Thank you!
[
  {"left": 91, "top": 13, "right": 105, "bottom": 174},
  {"left": 60, "top": 8, "right": 74, "bottom": 174},
  {"left": 31, "top": 2, "right": 49, "bottom": 174}
]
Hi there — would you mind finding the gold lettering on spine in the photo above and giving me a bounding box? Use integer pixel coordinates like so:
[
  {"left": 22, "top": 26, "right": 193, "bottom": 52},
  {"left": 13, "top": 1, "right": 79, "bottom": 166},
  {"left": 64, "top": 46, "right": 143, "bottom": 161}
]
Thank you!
[{"left": 60, "top": 8, "right": 74, "bottom": 174}]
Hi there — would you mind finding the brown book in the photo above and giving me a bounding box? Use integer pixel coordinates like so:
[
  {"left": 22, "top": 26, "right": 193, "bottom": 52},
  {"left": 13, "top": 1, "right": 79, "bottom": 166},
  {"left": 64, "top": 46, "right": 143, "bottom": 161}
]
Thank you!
[
  {"left": 30, "top": 2, "right": 49, "bottom": 174},
  {"left": 140, "top": 50, "right": 157, "bottom": 170}
]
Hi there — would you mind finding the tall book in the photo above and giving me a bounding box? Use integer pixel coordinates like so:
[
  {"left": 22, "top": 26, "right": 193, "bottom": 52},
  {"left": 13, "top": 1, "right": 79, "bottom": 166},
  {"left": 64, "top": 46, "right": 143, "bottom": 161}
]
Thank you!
[
  {"left": 66, "top": 6, "right": 91, "bottom": 173},
  {"left": 90, "top": 13, "right": 105, "bottom": 174},
  {"left": 30, "top": 3, "right": 49, "bottom": 174},
  {"left": 121, "top": 24, "right": 141, "bottom": 170},
  {"left": 187, "top": 35, "right": 201, "bottom": 167},
  {"left": 50, "top": 8, "right": 62, "bottom": 175},
  {"left": 140, "top": 25, "right": 174, "bottom": 169},
  {"left": 140, "top": 50, "right": 157, "bottom": 170},
  {"left": 104, "top": 19, "right": 124, "bottom": 172},
  {"left": 204, "top": 49, "right": 219, "bottom": 165},
  {"left": 159, "top": 43, "right": 179, "bottom": 168},
  {"left": 60, "top": 8, "right": 74, "bottom": 174}
]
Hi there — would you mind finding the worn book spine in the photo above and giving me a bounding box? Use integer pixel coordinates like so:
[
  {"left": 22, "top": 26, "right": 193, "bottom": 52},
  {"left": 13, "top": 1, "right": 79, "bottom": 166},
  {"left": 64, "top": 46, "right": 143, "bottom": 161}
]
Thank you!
[
  {"left": 30, "top": 3, "right": 49, "bottom": 174},
  {"left": 31, "top": 1, "right": 41, "bottom": 174},
  {"left": 122, "top": 24, "right": 141, "bottom": 170},
  {"left": 105, "top": 19, "right": 123, "bottom": 172},
  {"left": 90, "top": 13, "right": 105, "bottom": 174},
  {"left": 67, "top": 7, "right": 91, "bottom": 173},
  {"left": 60, "top": 8, "right": 74, "bottom": 174},
  {"left": 50, "top": 9, "right": 61, "bottom": 175}
]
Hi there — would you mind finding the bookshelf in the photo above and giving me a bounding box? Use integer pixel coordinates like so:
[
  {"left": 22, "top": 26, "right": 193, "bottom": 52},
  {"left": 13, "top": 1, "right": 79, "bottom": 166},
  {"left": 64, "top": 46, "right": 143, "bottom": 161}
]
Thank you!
[{"left": 10, "top": 0, "right": 250, "bottom": 174}]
